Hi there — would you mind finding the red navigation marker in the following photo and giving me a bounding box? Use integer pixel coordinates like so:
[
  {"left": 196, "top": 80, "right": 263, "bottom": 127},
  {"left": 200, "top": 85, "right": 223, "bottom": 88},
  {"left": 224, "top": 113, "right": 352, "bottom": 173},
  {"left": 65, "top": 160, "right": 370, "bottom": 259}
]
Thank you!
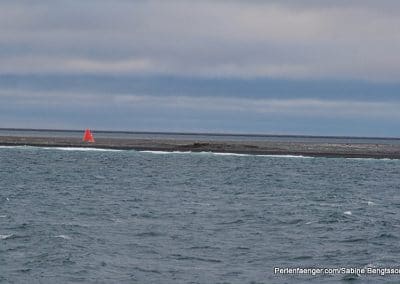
[{"left": 83, "top": 129, "right": 95, "bottom": 143}]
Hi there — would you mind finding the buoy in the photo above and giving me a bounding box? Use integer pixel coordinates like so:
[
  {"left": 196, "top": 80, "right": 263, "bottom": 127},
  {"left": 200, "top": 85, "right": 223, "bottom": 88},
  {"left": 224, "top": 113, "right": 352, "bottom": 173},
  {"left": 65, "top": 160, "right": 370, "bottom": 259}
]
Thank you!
[{"left": 83, "top": 129, "right": 95, "bottom": 143}]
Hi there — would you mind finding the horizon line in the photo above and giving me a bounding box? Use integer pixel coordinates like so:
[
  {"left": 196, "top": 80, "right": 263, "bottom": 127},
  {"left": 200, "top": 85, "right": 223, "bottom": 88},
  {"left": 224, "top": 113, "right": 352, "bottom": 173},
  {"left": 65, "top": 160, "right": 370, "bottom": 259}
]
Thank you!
[{"left": 0, "top": 127, "right": 399, "bottom": 141}]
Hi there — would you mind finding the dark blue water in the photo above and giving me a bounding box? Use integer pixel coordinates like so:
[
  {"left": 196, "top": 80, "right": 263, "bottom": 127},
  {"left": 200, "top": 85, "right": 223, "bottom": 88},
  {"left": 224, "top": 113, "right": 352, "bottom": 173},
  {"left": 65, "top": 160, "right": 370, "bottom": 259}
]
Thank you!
[{"left": 1, "top": 146, "right": 400, "bottom": 283}]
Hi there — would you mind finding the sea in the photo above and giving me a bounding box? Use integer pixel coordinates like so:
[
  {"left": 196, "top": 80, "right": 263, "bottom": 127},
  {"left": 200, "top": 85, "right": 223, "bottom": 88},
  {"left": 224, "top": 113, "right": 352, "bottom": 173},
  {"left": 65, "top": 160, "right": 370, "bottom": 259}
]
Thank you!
[{"left": 1, "top": 130, "right": 400, "bottom": 283}]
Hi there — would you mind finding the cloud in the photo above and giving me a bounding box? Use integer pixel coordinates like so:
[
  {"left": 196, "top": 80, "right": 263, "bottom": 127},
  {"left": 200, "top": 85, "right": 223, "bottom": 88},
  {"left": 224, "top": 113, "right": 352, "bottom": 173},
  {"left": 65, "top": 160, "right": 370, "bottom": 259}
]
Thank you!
[
  {"left": 112, "top": 95, "right": 400, "bottom": 119},
  {"left": 3, "top": 88, "right": 400, "bottom": 119},
  {"left": 0, "top": 1, "right": 399, "bottom": 81}
]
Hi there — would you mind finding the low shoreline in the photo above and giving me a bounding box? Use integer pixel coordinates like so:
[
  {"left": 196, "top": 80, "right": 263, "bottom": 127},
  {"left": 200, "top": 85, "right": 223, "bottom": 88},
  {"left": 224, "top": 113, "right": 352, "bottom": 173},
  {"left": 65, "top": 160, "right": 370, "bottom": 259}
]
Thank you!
[{"left": 1, "top": 135, "right": 400, "bottom": 159}]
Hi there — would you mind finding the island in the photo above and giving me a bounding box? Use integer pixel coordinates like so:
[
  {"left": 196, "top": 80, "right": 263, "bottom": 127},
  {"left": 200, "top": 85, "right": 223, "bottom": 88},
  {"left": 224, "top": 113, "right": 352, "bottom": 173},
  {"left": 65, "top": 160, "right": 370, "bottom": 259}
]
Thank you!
[{"left": 1, "top": 135, "right": 400, "bottom": 159}]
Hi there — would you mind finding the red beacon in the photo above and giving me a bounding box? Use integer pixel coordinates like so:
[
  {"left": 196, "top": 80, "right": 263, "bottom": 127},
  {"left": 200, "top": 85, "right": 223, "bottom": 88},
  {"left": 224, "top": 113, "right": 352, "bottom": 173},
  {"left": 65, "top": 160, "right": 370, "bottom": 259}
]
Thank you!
[{"left": 82, "top": 129, "right": 95, "bottom": 143}]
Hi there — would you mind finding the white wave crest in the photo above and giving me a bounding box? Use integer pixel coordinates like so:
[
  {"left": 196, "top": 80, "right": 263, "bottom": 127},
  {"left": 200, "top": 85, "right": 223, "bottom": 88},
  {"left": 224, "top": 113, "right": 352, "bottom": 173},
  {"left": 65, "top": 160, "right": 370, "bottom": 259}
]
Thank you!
[
  {"left": 0, "top": 146, "right": 31, "bottom": 149},
  {"left": 54, "top": 235, "right": 71, "bottom": 240},
  {"left": 211, "top": 152, "right": 251, "bottom": 157},
  {"left": 0, "top": 234, "right": 13, "bottom": 240},
  {"left": 140, "top": 150, "right": 192, "bottom": 155},
  {"left": 47, "top": 147, "right": 122, "bottom": 152},
  {"left": 140, "top": 150, "right": 311, "bottom": 158},
  {"left": 257, "top": 154, "right": 312, "bottom": 158},
  {"left": 0, "top": 145, "right": 122, "bottom": 152}
]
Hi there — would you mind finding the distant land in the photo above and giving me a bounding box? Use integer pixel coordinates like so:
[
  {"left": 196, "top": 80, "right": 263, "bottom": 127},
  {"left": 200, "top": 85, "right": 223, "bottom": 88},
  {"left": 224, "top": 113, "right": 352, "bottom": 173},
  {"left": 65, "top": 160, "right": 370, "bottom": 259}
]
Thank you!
[
  {"left": 1, "top": 127, "right": 400, "bottom": 140},
  {"left": 1, "top": 128, "right": 400, "bottom": 159}
]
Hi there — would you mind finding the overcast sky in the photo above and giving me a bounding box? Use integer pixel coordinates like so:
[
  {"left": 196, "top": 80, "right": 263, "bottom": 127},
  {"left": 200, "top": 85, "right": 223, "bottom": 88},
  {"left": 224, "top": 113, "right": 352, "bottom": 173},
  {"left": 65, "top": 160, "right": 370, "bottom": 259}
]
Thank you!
[{"left": 1, "top": 0, "right": 400, "bottom": 136}]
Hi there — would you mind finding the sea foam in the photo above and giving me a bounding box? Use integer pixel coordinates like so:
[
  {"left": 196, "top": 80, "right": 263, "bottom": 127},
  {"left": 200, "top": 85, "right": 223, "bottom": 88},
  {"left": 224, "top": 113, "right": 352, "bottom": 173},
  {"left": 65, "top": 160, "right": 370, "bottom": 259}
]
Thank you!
[
  {"left": 45, "top": 147, "right": 122, "bottom": 152},
  {"left": 139, "top": 150, "right": 311, "bottom": 158},
  {"left": 54, "top": 235, "right": 71, "bottom": 240},
  {"left": 0, "top": 234, "right": 13, "bottom": 240},
  {"left": 0, "top": 145, "right": 122, "bottom": 152},
  {"left": 140, "top": 150, "right": 192, "bottom": 155},
  {"left": 0, "top": 146, "right": 30, "bottom": 149}
]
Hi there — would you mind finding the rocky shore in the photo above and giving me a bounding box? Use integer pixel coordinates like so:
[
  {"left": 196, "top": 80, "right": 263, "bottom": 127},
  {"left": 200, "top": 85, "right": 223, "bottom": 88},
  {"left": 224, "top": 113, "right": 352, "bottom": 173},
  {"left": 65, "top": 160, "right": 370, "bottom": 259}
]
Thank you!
[{"left": 1, "top": 135, "right": 400, "bottom": 159}]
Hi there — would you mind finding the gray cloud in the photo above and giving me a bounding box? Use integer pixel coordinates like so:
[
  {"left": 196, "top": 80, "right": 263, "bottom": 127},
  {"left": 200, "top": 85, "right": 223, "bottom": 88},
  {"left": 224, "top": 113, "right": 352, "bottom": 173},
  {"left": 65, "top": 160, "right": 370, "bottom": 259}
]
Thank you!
[
  {"left": 0, "top": 0, "right": 399, "bottom": 81},
  {"left": 4, "top": 88, "right": 400, "bottom": 119},
  {"left": 2, "top": 87, "right": 400, "bottom": 135}
]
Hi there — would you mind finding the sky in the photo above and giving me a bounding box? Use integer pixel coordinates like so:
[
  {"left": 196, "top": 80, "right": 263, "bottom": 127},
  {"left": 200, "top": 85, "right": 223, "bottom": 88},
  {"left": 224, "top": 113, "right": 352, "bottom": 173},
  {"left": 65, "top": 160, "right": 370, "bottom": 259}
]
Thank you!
[{"left": 1, "top": 0, "right": 400, "bottom": 136}]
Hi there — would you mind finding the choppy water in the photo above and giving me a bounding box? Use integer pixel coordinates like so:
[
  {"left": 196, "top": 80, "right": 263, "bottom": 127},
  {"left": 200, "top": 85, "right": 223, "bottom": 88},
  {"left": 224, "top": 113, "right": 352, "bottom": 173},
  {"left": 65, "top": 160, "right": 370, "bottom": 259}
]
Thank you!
[{"left": 1, "top": 146, "right": 400, "bottom": 283}]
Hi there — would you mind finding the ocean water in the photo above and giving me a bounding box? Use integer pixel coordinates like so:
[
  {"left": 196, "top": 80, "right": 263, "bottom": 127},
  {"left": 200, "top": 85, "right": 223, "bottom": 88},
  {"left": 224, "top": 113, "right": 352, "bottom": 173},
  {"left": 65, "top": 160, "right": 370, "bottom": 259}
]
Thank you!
[{"left": 1, "top": 146, "right": 400, "bottom": 283}]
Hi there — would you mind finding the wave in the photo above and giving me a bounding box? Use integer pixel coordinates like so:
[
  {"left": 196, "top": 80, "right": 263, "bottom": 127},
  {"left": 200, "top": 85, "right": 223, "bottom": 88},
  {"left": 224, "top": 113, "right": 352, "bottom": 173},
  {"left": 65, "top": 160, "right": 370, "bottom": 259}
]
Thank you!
[
  {"left": 47, "top": 147, "right": 122, "bottom": 152},
  {"left": 346, "top": 157, "right": 396, "bottom": 162},
  {"left": 140, "top": 150, "right": 193, "bottom": 155},
  {"left": 0, "top": 234, "right": 13, "bottom": 240},
  {"left": 2, "top": 146, "right": 395, "bottom": 160},
  {"left": 209, "top": 152, "right": 254, "bottom": 157},
  {"left": 140, "top": 150, "right": 250, "bottom": 157},
  {"left": 140, "top": 151, "right": 400, "bottom": 160},
  {"left": 257, "top": 154, "right": 312, "bottom": 158},
  {"left": 139, "top": 150, "right": 311, "bottom": 158},
  {"left": 0, "top": 145, "right": 122, "bottom": 152},
  {"left": 53, "top": 235, "right": 71, "bottom": 240},
  {"left": 0, "top": 146, "right": 31, "bottom": 149}
]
